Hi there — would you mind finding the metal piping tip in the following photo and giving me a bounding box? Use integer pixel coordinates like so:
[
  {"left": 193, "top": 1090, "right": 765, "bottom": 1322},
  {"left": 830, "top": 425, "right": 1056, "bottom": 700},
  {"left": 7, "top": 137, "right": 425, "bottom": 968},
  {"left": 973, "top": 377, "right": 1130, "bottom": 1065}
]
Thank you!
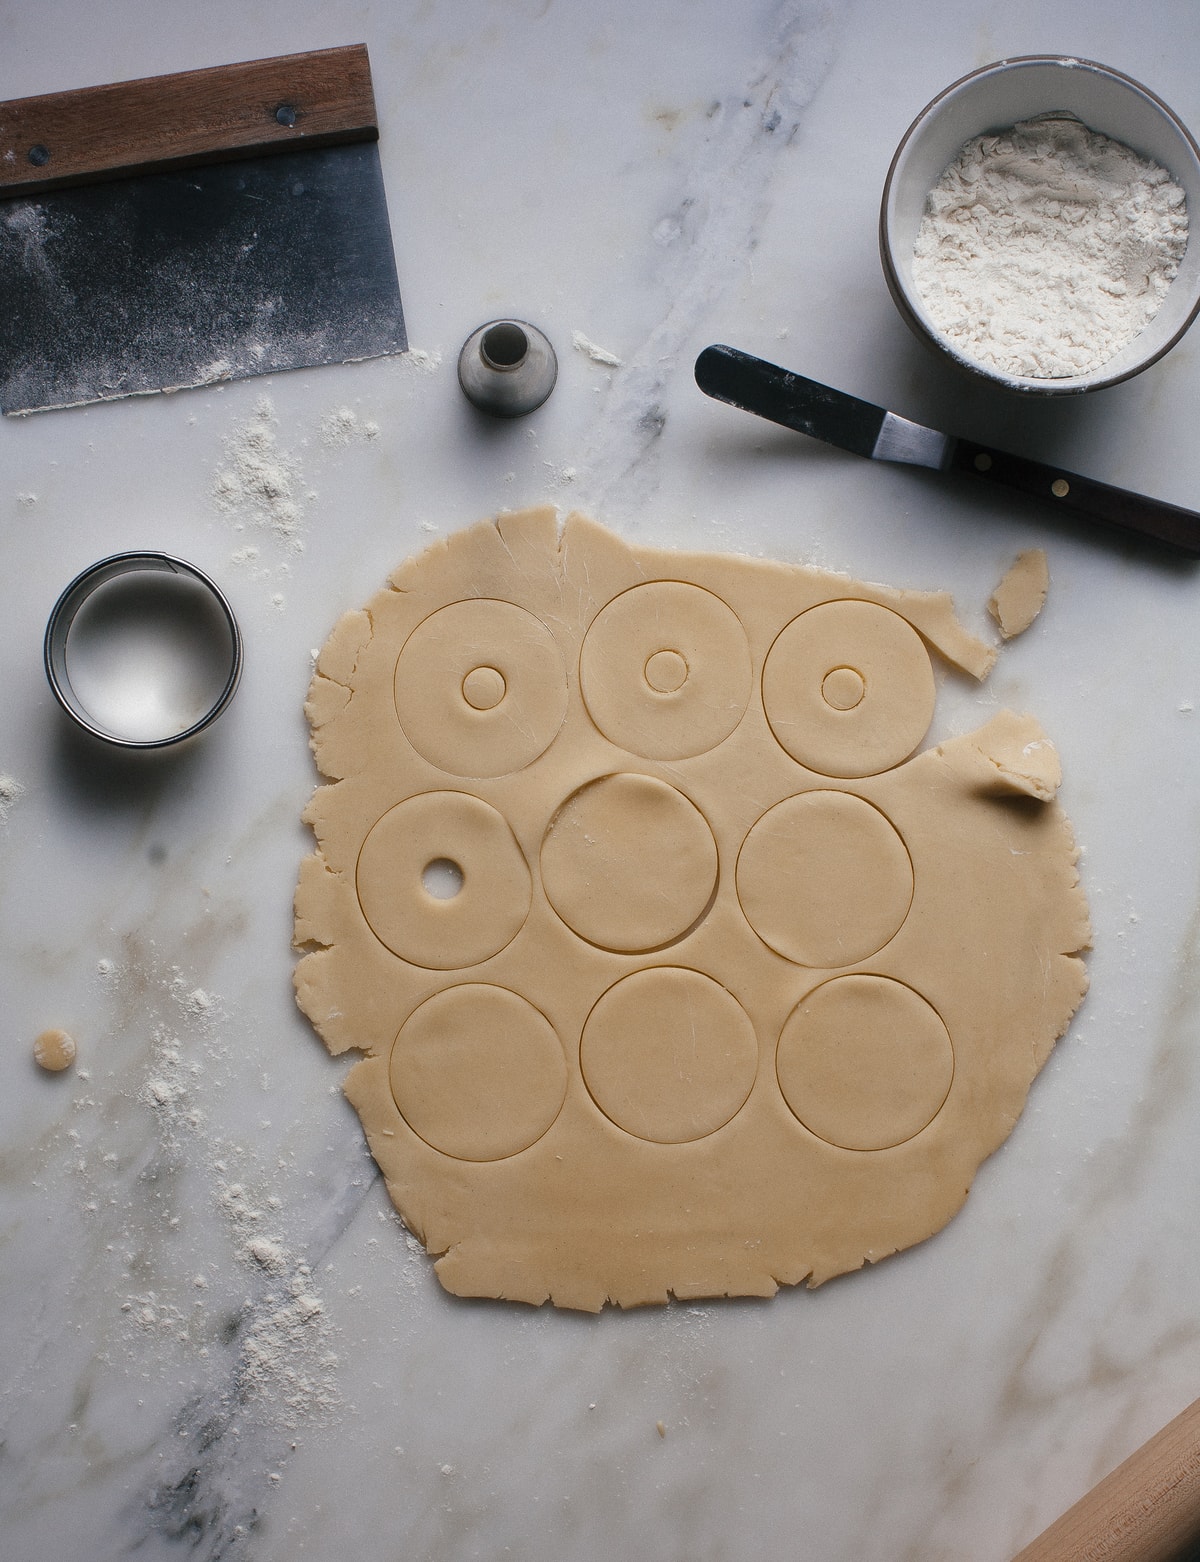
[{"left": 457, "top": 319, "right": 557, "bottom": 417}]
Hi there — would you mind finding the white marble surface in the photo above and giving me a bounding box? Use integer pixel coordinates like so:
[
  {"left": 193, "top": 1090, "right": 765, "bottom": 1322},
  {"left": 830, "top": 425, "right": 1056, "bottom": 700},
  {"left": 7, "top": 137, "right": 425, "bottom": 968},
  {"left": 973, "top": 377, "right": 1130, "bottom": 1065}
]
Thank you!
[{"left": 3, "top": 2, "right": 1200, "bottom": 1558}]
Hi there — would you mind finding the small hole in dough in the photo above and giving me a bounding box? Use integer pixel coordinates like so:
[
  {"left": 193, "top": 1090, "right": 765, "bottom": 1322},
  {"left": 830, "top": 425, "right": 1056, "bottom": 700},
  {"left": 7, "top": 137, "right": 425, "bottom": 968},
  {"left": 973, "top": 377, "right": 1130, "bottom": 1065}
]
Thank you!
[
  {"left": 821, "top": 666, "right": 865, "bottom": 711},
  {"left": 422, "top": 858, "right": 465, "bottom": 899},
  {"left": 461, "top": 665, "right": 507, "bottom": 711},
  {"left": 643, "top": 648, "right": 689, "bottom": 694}
]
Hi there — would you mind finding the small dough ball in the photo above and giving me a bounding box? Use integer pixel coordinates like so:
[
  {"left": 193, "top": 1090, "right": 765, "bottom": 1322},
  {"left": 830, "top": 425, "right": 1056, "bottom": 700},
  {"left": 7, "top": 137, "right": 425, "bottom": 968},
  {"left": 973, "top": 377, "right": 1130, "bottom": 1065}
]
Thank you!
[{"left": 33, "top": 1028, "right": 76, "bottom": 1072}]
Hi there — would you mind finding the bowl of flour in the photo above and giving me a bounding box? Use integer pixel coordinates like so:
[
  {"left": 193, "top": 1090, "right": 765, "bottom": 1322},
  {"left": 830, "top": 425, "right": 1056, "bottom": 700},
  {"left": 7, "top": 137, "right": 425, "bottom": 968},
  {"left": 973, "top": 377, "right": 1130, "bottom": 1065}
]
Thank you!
[{"left": 880, "top": 57, "right": 1200, "bottom": 393}]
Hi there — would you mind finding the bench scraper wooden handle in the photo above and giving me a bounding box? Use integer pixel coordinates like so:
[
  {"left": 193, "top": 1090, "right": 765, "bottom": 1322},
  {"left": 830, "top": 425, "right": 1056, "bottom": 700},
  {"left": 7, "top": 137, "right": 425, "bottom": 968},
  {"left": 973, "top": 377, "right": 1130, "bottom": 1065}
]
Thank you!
[{"left": 0, "top": 44, "right": 378, "bottom": 197}]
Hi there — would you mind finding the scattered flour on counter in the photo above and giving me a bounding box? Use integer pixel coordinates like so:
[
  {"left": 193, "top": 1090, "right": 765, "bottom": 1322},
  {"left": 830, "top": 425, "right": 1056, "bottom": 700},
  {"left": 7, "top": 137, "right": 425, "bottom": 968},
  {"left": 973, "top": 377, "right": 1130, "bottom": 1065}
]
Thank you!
[
  {"left": 121, "top": 1291, "right": 191, "bottom": 1340},
  {"left": 167, "top": 971, "right": 222, "bottom": 1022},
  {"left": 211, "top": 1167, "right": 339, "bottom": 1422},
  {"left": 176, "top": 983, "right": 216, "bottom": 1019},
  {"left": 571, "top": 331, "right": 623, "bottom": 368},
  {"left": 0, "top": 773, "right": 24, "bottom": 820},
  {"left": 138, "top": 1028, "right": 206, "bottom": 1134},
  {"left": 214, "top": 395, "right": 306, "bottom": 548},
  {"left": 543, "top": 460, "right": 578, "bottom": 488},
  {"left": 912, "top": 115, "right": 1188, "bottom": 378},
  {"left": 404, "top": 347, "right": 442, "bottom": 374},
  {"left": 21, "top": 940, "right": 355, "bottom": 1552},
  {"left": 245, "top": 1236, "right": 288, "bottom": 1274},
  {"left": 320, "top": 404, "right": 381, "bottom": 445},
  {"left": 121, "top": 969, "right": 343, "bottom": 1433}
]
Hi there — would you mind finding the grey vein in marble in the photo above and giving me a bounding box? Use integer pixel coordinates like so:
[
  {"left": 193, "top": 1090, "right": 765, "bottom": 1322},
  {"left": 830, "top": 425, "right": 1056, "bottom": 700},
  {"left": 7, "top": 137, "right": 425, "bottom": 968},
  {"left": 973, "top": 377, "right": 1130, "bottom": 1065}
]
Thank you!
[{"left": 573, "top": 0, "right": 839, "bottom": 516}]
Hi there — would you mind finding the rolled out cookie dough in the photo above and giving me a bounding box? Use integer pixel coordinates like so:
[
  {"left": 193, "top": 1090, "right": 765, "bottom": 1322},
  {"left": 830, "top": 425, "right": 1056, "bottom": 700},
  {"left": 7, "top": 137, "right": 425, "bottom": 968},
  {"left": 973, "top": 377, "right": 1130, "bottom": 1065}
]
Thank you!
[{"left": 295, "top": 510, "right": 1089, "bottom": 1311}]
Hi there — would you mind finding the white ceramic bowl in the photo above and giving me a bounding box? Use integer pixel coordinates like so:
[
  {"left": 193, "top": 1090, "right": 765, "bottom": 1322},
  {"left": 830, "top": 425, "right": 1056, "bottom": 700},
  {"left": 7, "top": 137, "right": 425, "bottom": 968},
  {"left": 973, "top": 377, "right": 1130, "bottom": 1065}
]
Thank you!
[{"left": 880, "top": 57, "right": 1200, "bottom": 394}]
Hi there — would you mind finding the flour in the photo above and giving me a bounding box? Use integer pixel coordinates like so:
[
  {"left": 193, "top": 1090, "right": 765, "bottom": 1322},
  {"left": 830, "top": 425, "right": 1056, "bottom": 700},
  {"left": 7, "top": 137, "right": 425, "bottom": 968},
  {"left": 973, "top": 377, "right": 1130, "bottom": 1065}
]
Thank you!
[
  {"left": 214, "top": 396, "right": 307, "bottom": 547},
  {"left": 320, "top": 404, "right": 381, "bottom": 445},
  {"left": 116, "top": 965, "right": 342, "bottom": 1433},
  {"left": 404, "top": 347, "right": 442, "bottom": 374},
  {"left": 0, "top": 773, "right": 23, "bottom": 821},
  {"left": 572, "top": 330, "right": 623, "bottom": 368},
  {"left": 912, "top": 115, "right": 1188, "bottom": 378}
]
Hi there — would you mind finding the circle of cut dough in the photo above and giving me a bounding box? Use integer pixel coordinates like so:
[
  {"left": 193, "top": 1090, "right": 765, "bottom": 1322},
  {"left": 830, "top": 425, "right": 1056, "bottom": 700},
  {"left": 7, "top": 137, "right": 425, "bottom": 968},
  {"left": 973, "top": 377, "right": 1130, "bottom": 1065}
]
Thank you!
[
  {"left": 821, "top": 666, "right": 865, "bottom": 711},
  {"left": 776, "top": 976, "right": 954, "bottom": 1150},
  {"left": 390, "top": 985, "right": 567, "bottom": 1160},
  {"left": 581, "top": 968, "right": 758, "bottom": 1143},
  {"left": 540, "top": 773, "right": 718, "bottom": 952},
  {"left": 461, "top": 665, "right": 506, "bottom": 710},
  {"left": 394, "top": 599, "right": 568, "bottom": 777},
  {"left": 580, "top": 581, "right": 751, "bottom": 759},
  {"left": 736, "top": 791, "right": 913, "bottom": 967},
  {"left": 357, "top": 791, "right": 531, "bottom": 969},
  {"left": 644, "top": 648, "right": 688, "bottom": 693},
  {"left": 762, "top": 600, "right": 935, "bottom": 777}
]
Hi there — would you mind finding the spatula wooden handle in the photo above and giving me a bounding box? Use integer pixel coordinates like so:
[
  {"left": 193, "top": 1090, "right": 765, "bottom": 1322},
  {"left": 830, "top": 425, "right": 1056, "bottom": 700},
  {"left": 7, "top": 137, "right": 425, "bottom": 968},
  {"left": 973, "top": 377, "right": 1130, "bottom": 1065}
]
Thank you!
[
  {"left": 0, "top": 44, "right": 378, "bottom": 198},
  {"left": 947, "top": 440, "right": 1200, "bottom": 557},
  {"left": 1012, "top": 1397, "right": 1200, "bottom": 1562}
]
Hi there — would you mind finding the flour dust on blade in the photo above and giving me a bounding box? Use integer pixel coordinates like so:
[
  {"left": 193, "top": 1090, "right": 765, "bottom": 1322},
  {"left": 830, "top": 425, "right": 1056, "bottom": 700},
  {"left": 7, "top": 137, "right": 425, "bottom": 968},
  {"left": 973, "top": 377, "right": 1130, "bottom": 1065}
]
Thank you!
[{"left": 0, "top": 45, "right": 407, "bottom": 414}]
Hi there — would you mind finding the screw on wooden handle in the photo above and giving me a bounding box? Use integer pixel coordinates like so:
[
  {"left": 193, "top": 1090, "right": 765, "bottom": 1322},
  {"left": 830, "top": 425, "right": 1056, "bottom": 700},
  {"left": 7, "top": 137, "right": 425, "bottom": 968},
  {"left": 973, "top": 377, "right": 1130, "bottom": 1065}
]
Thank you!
[
  {"left": 1012, "top": 1397, "right": 1200, "bottom": 1562},
  {"left": 0, "top": 44, "right": 378, "bottom": 198}
]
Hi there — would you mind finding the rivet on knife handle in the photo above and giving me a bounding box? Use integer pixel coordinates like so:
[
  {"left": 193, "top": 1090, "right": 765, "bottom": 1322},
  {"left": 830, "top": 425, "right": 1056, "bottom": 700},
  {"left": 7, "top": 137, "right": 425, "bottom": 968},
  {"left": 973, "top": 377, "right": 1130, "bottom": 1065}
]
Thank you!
[{"left": 694, "top": 345, "right": 1200, "bottom": 559}]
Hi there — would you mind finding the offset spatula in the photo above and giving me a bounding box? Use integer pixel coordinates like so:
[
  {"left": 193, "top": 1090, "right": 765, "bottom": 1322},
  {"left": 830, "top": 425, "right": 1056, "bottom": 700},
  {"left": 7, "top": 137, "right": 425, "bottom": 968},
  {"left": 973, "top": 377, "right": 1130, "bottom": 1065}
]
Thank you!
[
  {"left": 695, "top": 344, "right": 1200, "bottom": 557},
  {"left": 0, "top": 46, "right": 407, "bottom": 414}
]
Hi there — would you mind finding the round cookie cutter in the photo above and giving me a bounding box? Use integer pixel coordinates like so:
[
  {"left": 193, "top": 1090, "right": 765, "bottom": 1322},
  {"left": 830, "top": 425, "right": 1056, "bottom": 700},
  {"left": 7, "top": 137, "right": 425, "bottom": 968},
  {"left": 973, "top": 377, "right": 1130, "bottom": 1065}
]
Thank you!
[
  {"left": 45, "top": 552, "right": 243, "bottom": 749},
  {"left": 457, "top": 319, "right": 558, "bottom": 416}
]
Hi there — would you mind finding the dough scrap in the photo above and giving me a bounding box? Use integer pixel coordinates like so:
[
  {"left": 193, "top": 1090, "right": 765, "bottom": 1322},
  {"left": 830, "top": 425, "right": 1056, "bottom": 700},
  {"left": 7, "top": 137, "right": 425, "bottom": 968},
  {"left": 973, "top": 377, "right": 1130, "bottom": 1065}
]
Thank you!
[
  {"left": 962, "top": 708, "right": 1064, "bottom": 801},
  {"left": 989, "top": 548, "right": 1049, "bottom": 639},
  {"left": 295, "top": 510, "right": 1089, "bottom": 1310},
  {"left": 33, "top": 1027, "right": 76, "bottom": 1072}
]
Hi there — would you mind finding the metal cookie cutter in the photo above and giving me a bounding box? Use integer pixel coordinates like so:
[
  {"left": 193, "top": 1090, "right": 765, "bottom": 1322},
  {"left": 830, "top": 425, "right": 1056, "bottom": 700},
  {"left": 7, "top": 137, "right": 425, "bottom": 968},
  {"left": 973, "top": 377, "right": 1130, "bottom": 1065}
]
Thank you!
[{"left": 45, "top": 552, "right": 243, "bottom": 748}]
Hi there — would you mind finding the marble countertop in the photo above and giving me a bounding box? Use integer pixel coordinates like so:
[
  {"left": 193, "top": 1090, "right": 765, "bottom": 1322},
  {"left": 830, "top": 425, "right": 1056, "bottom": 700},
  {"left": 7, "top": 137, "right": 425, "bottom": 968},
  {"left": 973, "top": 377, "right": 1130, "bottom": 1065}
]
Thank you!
[{"left": 3, "top": 3, "right": 1200, "bottom": 1558}]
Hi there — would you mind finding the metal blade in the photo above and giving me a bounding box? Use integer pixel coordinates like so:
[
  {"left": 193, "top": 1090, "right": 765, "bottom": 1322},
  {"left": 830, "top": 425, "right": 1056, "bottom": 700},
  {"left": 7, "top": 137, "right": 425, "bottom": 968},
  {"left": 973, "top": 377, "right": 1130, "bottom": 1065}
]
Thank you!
[
  {"left": 694, "top": 345, "right": 949, "bottom": 470},
  {"left": 0, "top": 140, "right": 406, "bottom": 414},
  {"left": 871, "top": 410, "right": 951, "bottom": 470}
]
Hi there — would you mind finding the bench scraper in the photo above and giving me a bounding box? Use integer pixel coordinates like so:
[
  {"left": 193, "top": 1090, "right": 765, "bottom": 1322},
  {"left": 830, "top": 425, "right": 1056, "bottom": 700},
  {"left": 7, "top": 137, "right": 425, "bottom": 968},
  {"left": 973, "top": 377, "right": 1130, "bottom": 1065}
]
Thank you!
[{"left": 0, "top": 44, "right": 407, "bottom": 414}]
